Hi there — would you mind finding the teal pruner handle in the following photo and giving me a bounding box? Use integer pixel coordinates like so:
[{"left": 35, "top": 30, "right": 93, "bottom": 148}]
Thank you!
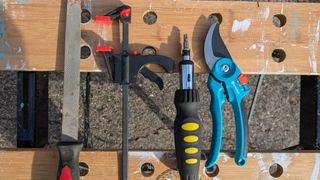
[
  {"left": 221, "top": 58, "right": 249, "bottom": 166},
  {"left": 225, "top": 72, "right": 249, "bottom": 166},
  {"left": 230, "top": 96, "right": 248, "bottom": 166},
  {"left": 205, "top": 75, "right": 225, "bottom": 169},
  {"left": 206, "top": 58, "right": 250, "bottom": 168}
]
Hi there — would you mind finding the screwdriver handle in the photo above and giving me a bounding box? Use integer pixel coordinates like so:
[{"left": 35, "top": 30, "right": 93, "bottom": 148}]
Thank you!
[{"left": 174, "top": 89, "right": 201, "bottom": 180}]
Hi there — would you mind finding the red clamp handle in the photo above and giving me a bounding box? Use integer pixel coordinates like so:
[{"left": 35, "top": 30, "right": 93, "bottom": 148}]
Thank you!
[
  {"left": 96, "top": 46, "right": 113, "bottom": 52},
  {"left": 120, "top": 8, "right": 131, "bottom": 17},
  {"left": 95, "top": 16, "right": 112, "bottom": 25},
  {"left": 131, "top": 50, "right": 140, "bottom": 56}
]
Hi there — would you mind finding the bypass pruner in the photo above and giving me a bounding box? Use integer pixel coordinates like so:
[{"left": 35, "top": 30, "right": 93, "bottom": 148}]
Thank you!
[{"left": 204, "top": 21, "right": 250, "bottom": 168}]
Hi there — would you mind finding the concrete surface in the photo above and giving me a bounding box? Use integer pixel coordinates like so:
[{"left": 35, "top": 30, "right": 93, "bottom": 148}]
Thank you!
[
  {"left": 0, "top": 72, "right": 16, "bottom": 148},
  {"left": 0, "top": 71, "right": 300, "bottom": 150}
]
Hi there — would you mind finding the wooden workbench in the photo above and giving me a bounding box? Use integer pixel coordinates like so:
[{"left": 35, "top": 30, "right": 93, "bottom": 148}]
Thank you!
[
  {"left": 0, "top": 0, "right": 319, "bottom": 74},
  {"left": 0, "top": 149, "right": 318, "bottom": 179},
  {"left": 1, "top": 1, "right": 320, "bottom": 179}
]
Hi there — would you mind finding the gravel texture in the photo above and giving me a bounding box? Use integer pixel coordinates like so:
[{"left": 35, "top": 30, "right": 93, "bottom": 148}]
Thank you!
[
  {"left": 0, "top": 67, "right": 300, "bottom": 150},
  {"left": 49, "top": 73, "right": 300, "bottom": 150},
  {"left": 0, "top": 72, "right": 300, "bottom": 151},
  {"left": 0, "top": 72, "right": 16, "bottom": 148}
]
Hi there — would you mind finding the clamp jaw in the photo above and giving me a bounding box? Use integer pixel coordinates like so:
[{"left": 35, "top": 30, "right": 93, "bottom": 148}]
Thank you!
[
  {"left": 204, "top": 22, "right": 250, "bottom": 168},
  {"left": 96, "top": 5, "right": 174, "bottom": 87},
  {"left": 104, "top": 5, "right": 131, "bottom": 23},
  {"left": 100, "top": 51, "right": 174, "bottom": 87}
]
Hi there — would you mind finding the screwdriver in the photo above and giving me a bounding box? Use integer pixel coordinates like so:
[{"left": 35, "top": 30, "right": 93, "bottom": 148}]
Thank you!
[{"left": 174, "top": 34, "right": 201, "bottom": 180}]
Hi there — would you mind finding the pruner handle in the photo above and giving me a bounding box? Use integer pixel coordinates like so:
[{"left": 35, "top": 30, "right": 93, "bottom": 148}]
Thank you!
[
  {"left": 230, "top": 95, "right": 249, "bottom": 166},
  {"left": 205, "top": 75, "right": 225, "bottom": 169},
  {"left": 223, "top": 61, "right": 250, "bottom": 166}
]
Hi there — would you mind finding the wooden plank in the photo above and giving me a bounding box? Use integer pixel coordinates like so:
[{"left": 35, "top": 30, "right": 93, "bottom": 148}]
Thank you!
[
  {"left": 0, "top": 149, "right": 319, "bottom": 179},
  {"left": 0, "top": 1, "right": 320, "bottom": 74}
]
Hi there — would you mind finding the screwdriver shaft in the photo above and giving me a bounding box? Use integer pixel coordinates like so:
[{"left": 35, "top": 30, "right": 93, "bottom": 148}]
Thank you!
[
  {"left": 180, "top": 34, "right": 194, "bottom": 90},
  {"left": 183, "top": 34, "right": 190, "bottom": 61}
]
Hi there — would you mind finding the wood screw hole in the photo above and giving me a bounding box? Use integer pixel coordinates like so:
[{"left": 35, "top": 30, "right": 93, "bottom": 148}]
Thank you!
[
  {"left": 269, "top": 163, "right": 283, "bottom": 178},
  {"left": 81, "top": 9, "right": 91, "bottom": 24},
  {"left": 79, "top": 162, "right": 89, "bottom": 176},
  {"left": 272, "top": 49, "right": 286, "bottom": 63},
  {"left": 142, "top": 46, "right": 157, "bottom": 55},
  {"left": 143, "top": 11, "right": 157, "bottom": 25},
  {"left": 205, "top": 164, "right": 219, "bottom": 177},
  {"left": 81, "top": 45, "right": 91, "bottom": 59},
  {"left": 208, "top": 13, "right": 223, "bottom": 24},
  {"left": 273, "top": 14, "right": 287, "bottom": 28},
  {"left": 141, "top": 163, "right": 155, "bottom": 177}
]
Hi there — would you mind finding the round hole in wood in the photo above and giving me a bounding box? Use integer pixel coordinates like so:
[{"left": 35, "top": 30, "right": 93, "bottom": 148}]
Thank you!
[
  {"left": 269, "top": 163, "right": 283, "bottom": 178},
  {"left": 143, "top": 11, "right": 157, "bottom": 25},
  {"left": 142, "top": 46, "right": 157, "bottom": 55},
  {"left": 141, "top": 162, "right": 155, "bottom": 177},
  {"left": 81, "top": 45, "right": 91, "bottom": 59},
  {"left": 79, "top": 162, "right": 89, "bottom": 176},
  {"left": 81, "top": 9, "right": 91, "bottom": 24},
  {"left": 205, "top": 164, "right": 219, "bottom": 177},
  {"left": 272, "top": 49, "right": 286, "bottom": 63},
  {"left": 273, "top": 14, "right": 287, "bottom": 28},
  {"left": 208, "top": 13, "right": 223, "bottom": 24}
]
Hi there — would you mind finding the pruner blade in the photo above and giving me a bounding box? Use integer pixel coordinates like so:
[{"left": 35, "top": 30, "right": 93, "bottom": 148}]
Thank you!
[{"left": 204, "top": 22, "right": 232, "bottom": 70}]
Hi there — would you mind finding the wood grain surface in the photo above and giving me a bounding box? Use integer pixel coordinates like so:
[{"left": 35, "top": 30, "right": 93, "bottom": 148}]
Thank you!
[
  {"left": 0, "top": 149, "right": 319, "bottom": 179},
  {"left": 0, "top": 0, "right": 319, "bottom": 74}
]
